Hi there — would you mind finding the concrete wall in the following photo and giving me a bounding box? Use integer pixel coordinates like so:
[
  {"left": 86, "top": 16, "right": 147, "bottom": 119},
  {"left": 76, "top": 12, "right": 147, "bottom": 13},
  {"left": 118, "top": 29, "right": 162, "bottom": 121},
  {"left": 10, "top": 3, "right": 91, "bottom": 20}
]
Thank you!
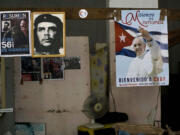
[
  {"left": 15, "top": 37, "right": 90, "bottom": 135},
  {"left": 0, "top": 0, "right": 107, "bottom": 53},
  {"left": 0, "top": 1, "right": 107, "bottom": 134},
  {"left": 0, "top": 0, "right": 106, "bottom": 8},
  {"left": 0, "top": 0, "right": 169, "bottom": 134}
]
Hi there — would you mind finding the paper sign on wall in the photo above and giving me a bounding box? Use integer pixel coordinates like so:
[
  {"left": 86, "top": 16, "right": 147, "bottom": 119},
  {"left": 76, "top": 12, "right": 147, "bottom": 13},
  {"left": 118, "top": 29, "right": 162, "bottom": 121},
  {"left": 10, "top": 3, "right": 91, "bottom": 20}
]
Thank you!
[
  {"left": 115, "top": 10, "right": 169, "bottom": 87},
  {"left": 0, "top": 11, "right": 31, "bottom": 57},
  {"left": 16, "top": 123, "right": 45, "bottom": 135}
]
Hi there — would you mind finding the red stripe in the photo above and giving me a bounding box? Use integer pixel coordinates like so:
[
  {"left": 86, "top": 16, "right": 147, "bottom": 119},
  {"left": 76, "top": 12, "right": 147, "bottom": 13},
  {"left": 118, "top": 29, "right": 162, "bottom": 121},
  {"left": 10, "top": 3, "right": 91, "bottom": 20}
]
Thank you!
[{"left": 115, "top": 22, "right": 134, "bottom": 52}]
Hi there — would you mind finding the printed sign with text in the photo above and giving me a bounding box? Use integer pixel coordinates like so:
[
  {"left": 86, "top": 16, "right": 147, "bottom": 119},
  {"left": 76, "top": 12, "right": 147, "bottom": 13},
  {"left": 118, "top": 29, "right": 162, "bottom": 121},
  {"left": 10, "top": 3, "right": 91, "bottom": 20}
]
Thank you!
[
  {"left": 0, "top": 11, "right": 31, "bottom": 56},
  {"left": 115, "top": 10, "right": 169, "bottom": 87}
]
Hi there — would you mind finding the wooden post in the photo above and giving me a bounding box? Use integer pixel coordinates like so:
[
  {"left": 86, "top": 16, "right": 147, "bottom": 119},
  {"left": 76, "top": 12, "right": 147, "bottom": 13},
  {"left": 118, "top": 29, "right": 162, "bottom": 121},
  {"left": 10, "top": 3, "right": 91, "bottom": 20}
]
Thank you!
[{"left": 1, "top": 58, "right": 6, "bottom": 108}]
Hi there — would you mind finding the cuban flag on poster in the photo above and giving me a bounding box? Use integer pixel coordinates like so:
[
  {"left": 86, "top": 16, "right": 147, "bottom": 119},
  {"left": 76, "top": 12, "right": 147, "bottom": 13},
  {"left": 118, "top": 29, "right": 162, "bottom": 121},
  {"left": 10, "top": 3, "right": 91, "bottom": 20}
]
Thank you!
[{"left": 115, "top": 10, "right": 169, "bottom": 87}]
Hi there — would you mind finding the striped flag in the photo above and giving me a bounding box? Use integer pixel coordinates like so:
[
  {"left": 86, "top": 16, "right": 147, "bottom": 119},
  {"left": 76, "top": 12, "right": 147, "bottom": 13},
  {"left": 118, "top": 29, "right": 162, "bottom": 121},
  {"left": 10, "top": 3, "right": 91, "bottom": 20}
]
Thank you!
[
  {"left": 115, "top": 10, "right": 169, "bottom": 87},
  {"left": 115, "top": 21, "right": 169, "bottom": 63}
]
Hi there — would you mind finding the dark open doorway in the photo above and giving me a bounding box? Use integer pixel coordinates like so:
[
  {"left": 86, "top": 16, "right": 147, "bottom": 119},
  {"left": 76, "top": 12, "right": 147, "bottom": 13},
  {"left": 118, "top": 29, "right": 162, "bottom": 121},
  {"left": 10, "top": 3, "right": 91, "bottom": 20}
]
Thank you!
[{"left": 161, "top": 73, "right": 180, "bottom": 131}]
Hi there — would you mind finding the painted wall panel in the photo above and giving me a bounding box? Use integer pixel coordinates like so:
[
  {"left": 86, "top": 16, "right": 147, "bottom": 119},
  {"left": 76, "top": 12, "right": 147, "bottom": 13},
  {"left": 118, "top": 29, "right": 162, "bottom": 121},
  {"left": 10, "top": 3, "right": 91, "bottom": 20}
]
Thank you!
[{"left": 15, "top": 37, "right": 90, "bottom": 135}]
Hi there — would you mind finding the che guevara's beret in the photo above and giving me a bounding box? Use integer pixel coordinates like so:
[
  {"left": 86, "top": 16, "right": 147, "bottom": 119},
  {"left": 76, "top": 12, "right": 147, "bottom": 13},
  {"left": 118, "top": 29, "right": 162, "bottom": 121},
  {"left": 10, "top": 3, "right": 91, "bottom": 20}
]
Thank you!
[{"left": 34, "top": 14, "right": 62, "bottom": 27}]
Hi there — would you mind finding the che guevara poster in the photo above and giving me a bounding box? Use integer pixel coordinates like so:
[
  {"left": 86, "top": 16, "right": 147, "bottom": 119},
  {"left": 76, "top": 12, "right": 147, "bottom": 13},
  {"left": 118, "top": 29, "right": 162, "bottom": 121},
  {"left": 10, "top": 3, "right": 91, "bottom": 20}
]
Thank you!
[
  {"left": 31, "top": 12, "right": 65, "bottom": 58},
  {"left": 0, "top": 11, "right": 31, "bottom": 57},
  {"left": 115, "top": 10, "right": 169, "bottom": 87}
]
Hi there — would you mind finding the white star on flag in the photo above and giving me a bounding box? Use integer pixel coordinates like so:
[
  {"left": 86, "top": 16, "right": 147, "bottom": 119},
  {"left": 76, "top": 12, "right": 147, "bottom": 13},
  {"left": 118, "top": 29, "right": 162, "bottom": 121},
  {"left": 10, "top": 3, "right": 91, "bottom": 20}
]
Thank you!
[{"left": 119, "top": 33, "right": 126, "bottom": 43}]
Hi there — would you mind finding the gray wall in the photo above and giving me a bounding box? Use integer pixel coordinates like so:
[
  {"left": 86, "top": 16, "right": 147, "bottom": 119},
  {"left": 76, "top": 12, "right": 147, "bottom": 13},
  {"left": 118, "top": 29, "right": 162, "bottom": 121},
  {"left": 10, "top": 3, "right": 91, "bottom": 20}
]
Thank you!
[
  {"left": 0, "top": 0, "right": 107, "bottom": 134},
  {"left": 0, "top": 0, "right": 107, "bottom": 53},
  {"left": 159, "top": 0, "right": 180, "bottom": 9},
  {"left": 0, "top": 58, "right": 15, "bottom": 135},
  {"left": 1, "top": 0, "right": 107, "bottom": 53},
  {"left": 0, "top": 0, "right": 106, "bottom": 8}
]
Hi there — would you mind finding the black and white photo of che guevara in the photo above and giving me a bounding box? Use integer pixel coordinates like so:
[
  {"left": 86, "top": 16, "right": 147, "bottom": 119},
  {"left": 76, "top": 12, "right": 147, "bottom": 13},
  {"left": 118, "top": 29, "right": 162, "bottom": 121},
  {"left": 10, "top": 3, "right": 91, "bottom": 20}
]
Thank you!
[{"left": 32, "top": 12, "right": 65, "bottom": 57}]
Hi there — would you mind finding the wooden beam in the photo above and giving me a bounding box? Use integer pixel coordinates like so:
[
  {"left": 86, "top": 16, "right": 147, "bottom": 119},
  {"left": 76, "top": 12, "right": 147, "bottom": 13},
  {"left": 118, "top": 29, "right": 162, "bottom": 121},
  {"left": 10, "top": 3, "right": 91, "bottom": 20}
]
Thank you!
[
  {"left": 1, "top": 8, "right": 180, "bottom": 45},
  {"left": 0, "top": 58, "right": 6, "bottom": 108},
  {"left": 0, "top": 8, "right": 180, "bottom": 20},
  {"left": 169, "top": 29, "right": 180, "bottom": 47},
  {"left": 168, "top": 9, "right": 180, "bottom": 21}
]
